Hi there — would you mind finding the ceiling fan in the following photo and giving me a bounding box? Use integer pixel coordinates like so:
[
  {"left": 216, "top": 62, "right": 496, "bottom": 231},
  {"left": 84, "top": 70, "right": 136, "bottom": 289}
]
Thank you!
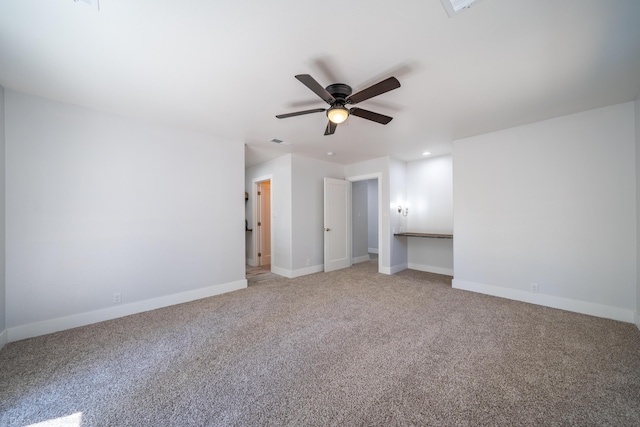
[{"left": 276, "top": 74, "right": 401, "bottom": 135}]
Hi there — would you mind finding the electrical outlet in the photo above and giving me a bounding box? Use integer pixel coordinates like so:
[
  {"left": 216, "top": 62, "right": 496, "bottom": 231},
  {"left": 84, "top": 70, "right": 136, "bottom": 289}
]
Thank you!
[
  {"left": 113, "top": 292, "right": 122, "bottom": 304},
  {"left": 530, "top": 283, "right": 539, "bottom": 293},
  {"left": 306, "top": 258, "right": 311, "bottom": 267}
]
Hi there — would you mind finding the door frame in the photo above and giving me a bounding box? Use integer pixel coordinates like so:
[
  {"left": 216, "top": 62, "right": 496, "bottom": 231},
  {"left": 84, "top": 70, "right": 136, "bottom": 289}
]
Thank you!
[
  {"left": 346, "top": 173, "right": 383, "bottom": 274},
  {"left": 252, "top": 174, "right": 273, "bottom": 269}
]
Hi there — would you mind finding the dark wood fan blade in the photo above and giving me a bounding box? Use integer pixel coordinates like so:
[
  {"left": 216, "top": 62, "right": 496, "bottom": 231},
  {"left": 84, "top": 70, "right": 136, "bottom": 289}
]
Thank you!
[
  {"left": 347, "top": 77, "right": 400, "bottom": 105},
  {"left": 295, "top": 74, "right": 335, "bottom": 104},
  {"left": 349, "top": 107, "right": 393, "bottom": 125},
  {"left": 276, "top": 108, "right": 326, "bottom": 119},
  {"left": 324, "top": 120, "right": 337, "bottom": 135}
]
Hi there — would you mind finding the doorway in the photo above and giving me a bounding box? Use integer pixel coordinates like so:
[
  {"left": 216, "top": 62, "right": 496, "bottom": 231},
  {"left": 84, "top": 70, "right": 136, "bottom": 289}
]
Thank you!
[
  {"left": 347, "top": 173, "right": 382, "bottom": 274},
  {"left": 255, "top": 179, "right": 271, "bottom": 267},
  {"left": 323, "top": 174, "right": 382, "bottom": 274},
  {"left": 351, "top": 178, "right": 379, "bottom": 265}
]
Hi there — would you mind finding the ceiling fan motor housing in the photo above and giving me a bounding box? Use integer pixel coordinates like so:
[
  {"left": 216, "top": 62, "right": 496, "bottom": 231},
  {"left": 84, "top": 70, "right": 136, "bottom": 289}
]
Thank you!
[{"left": 326, "top": 83, "right": 352, "bottom": 105}]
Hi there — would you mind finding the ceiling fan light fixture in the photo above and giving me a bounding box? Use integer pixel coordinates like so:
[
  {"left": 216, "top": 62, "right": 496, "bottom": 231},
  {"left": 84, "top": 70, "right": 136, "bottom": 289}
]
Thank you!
[
  {"left": 327, "top": 106, "right": 349, "bottom": 124},
  {"left": 276, "top": 73, "right": 399, "bottom": 135}
]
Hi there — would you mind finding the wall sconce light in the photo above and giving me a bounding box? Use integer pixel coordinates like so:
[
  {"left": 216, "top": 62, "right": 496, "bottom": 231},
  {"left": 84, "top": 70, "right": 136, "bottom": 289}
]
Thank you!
[{"left": 397, "top": 205, "right": 409, "bottom": 217}]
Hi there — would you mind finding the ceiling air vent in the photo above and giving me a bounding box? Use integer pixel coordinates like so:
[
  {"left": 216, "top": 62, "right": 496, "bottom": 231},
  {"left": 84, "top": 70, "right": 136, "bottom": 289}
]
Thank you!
[
  {"left": 440, "top": 0, "right": 479, "bottom": 17},
  {"left": 270, "top": 138, "right": 291, "bottom": 146}
]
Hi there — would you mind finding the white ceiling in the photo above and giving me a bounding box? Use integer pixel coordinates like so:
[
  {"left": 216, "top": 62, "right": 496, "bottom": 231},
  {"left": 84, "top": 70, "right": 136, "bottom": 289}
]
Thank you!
[{"left": 1, "top": 0, "right": 639, "bottom": 167}]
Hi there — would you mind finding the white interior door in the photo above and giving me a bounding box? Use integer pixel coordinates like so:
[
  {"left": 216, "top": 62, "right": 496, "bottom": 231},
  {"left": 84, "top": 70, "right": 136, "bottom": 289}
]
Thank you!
[{"left": 324, "top": 177, "right": 351, "bottom": 272}]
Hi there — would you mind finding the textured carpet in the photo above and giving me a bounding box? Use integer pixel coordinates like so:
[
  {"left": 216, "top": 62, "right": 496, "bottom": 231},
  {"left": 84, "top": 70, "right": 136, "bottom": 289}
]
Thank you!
[{"left": 2, "top": 262, "right": 640, "bottom": 426}]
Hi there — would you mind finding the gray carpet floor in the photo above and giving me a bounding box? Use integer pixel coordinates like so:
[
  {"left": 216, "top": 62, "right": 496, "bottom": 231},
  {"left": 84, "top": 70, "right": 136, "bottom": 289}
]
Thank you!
[{"left": 2, "top": 261, "right": 640, "bottom": 426}]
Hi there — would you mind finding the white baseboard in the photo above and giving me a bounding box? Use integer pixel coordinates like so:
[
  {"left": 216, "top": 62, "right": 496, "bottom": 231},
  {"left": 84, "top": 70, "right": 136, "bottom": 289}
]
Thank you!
[
  {"left": 0, "top": 329, "right": 7, "bottom": 351},
  {"left": 352, "top": 255, "right": 370, "bottom": 264},
  {"left": 383, "top": 263, "right": 407, "bottom": 275},
  {"left": 7, "top": 279, "right": 247, "bottom": 343},
  {"left": 246, "top": 258, "right": 255, "bottom": 267},
  {"left": 636, "top": 311, "right": 640, "bottom": 332},
  {"left": 291, "top": 264, "right": 323, "bottom": 278},
  {"left": 270, "top": 265, "right": 292, "bottom": 278},
  {"left": 368, "top": 248, "right": 379, "bottom": 254},
  {"left": 453, "top": 279, "right": 635, "bottom": 323},
  {"left": 408, "top": 262, "right": 454, "bottom": 276},
  {"left": 271, "top": 264, "right": 323, "bottom": 279}
]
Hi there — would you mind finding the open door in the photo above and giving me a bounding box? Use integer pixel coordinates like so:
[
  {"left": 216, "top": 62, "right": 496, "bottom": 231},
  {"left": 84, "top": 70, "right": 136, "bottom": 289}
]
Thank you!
[
  {"left": 256, "top": 180, "right": 271, "bottom": 266},
  {"left": 324, "top": 177, "right": 351, "bottom": 272},
  {"left": 253, "top": 179, "right": 271, "bottom": 266}
]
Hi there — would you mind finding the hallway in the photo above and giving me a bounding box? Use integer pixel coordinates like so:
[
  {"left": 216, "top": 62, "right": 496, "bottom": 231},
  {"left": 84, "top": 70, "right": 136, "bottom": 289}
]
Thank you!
[{"left": 246, "top": 264, "right": 281, "bottom": 285}]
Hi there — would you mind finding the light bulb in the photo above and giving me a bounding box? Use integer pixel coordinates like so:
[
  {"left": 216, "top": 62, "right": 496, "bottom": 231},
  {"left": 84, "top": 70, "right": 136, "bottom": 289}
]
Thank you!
[{"left": 327, "top": 107, "right": 349, "bottom": 124}]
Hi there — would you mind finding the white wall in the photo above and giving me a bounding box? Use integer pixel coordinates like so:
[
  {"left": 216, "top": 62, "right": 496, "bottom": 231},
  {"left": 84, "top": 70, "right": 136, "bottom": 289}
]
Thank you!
[
  {"left": 245, "top": 154, "right": 352, "bottom": 278},
  {"left": 5, "top": 91, "right": 246, "bottom": 341},
  {"left": 389, "top": 158, "right": 408, "bottom": 273},
  {"left": 352, "top": 180, "right": 369, "bottom": 261},
  {"left": 345, "top": 157, "right": 391, "bottom": 273},
  {"left": 406, "top": 155, "right": 454, "bottom": 276},
  {"left": 247, "top": 155, "right": 403, "bottom": 277},
  {"left": 250, "top": 155, "right": 405, "bottom": 277},
  {"left": 453, "top": 102, "right": 637, "bottom": 323},
  {"left": 245, "top": 154, "right": 292, "bottom": 273},
  {"left": 291, "top": 154, "right": 344, "bottom": 276},
  {"left": 367, "top": 179, "right": 378, "bottom": 253},
  {"left": 0, "top": 85, "right": 6, "bottom": 349},
  {"left": 636, "top": 96, "right": 640, "bottom": 330}
]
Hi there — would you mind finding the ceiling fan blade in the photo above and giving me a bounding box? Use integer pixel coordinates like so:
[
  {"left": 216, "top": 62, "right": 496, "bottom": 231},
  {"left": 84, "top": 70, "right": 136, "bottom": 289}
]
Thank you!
[
  {"left": 276, "top": 108, "right": 326, "bottom": 119},
  {"left": 347, "top": 77, "right": 400, "bottom": 105},
  {"left": 324, "top": 120, "right": 337, "bottom": 135},
  {"left": 349, "top": 107, "right": 393, "bottom": 125},
  {"left": 295, "top": 74, "right": 336, "bottom": 104}
]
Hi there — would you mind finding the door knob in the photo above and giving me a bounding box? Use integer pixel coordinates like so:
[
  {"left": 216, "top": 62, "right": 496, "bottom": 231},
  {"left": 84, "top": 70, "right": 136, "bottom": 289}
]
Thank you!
[{"left": 325, "top": 228, "right": 331, "bottom": 231}]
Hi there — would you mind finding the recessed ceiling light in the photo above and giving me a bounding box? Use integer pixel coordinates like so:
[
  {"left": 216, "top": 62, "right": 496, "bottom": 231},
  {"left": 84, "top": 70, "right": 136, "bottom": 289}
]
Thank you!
[
  {"left": 422, "top": 151, "right": 431, "bottom": 156},
  {"left": 327, "top": 152, "right": 335, "bottom": 156}
]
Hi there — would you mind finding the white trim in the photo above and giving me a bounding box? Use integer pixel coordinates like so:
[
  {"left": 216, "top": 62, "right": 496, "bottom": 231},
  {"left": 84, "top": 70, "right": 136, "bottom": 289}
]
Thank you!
[
  {"left": 368, "top": 247, "right": 379, "bottom": 254},
  {"left": 270, "top": 265, "right": 292, "bottom": 279},
  {"left": 636, "top": 311, "right": 640, "bottom": 331},
  {"left": 407, "top": 263, "right": 454, "bottom": 276},
  {"left": 0, "top": 329, "right": 7, "bottom": 350},
  {"left": 291, "top": 264, "right": 323, "bottom": 278},
  {"left": 452, "top": 279, "right": 635, "bottom": 323},
  {"left": 270, "top": 264, "right": 324, "bottom": 279},
  {"left": 7, "top": 279, "right": 247, "bottom": 343},
  {"left": 389, "top": 263, "right": 408, "bottom": 275},
  {"left": 352, "top": 255, "right": 371, "bottom": 264},
  {"left": 246, "top": 258, "right": 255, "bottom": 267}
]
